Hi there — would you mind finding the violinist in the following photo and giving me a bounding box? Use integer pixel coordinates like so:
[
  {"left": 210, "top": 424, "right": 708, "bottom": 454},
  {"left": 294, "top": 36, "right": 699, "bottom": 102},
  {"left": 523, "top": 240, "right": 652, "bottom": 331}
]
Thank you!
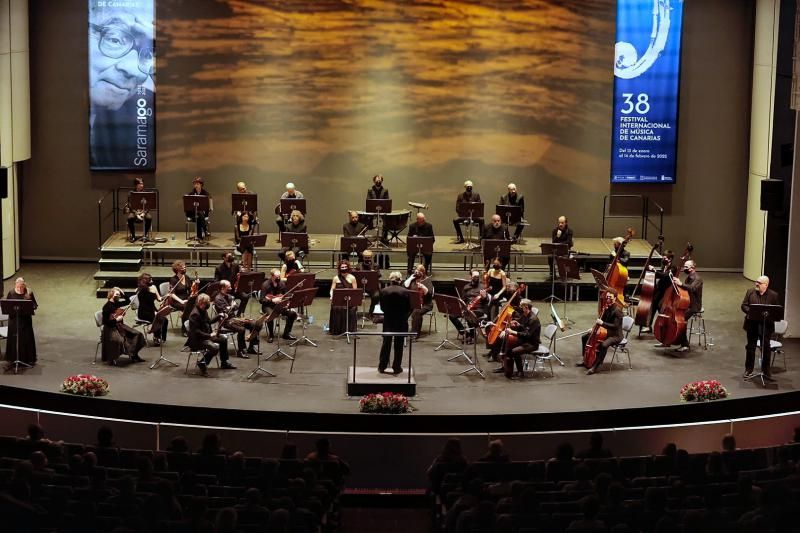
[
  {"left": 123, "top": 177, "right": 152, "bottom": 242},
  {"left": 4, "top": 278, "right": 38, "bottom": 368},
  {"left": 405, "top": 264, "right": 434, "bottom": 336},
  {"left": 259, "top": 269, "right": 298, "bottom": 343},
  {"left": 451, "top": 270, "right": 490, "bottom": 344},
  {"left": 213, "top": 280, "right": 262, "bottom": 358},
  {"left": 357, "top": 249, "right": 381, "bottom": 318},
  {"left": 187, "top": 293, "right": 236, "bottom": 376},
  {"left": 501, "top": 299, "right": 541, "bottom": 379},
  {"left": 169, "top": 260, "right": 197, "bottom": 333},
  {"left": 742, "top": 275, "right": 780, "bottom": 379},
  {"left": 610, "top": 237, "right": 630, "bottom": 267},
  {"left": 214, "top": 252, "right": 245, "bottom": 316},
  {"left": 280, "top": 250, "right": 305, "bottom": 280},
  {"left": 185, "top": 177, "right": 211, "bottom": 242},
  {"left": 655, "top": 260, "right": 703, "bottom": 353},
  {"left": 580, "top": 291, "right": 623, "bottom": 375},
  {"left": 640, "top": 250, "right": 675, "bottom": 333},
  {"left": 101, "top": 287, "right": 146, "bottom": 365},
  {"left": 136, "top": 273, "right": 167, "bottom": 346},
  {"left": 485, "top": 259, "right": 508, "bottom": 320}
]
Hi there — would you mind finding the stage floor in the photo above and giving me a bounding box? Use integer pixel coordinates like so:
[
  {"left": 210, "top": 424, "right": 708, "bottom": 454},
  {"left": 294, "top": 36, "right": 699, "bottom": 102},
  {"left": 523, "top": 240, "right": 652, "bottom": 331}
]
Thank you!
[{"left": 0, "top": 263, "right": 797, "bottom": 432}]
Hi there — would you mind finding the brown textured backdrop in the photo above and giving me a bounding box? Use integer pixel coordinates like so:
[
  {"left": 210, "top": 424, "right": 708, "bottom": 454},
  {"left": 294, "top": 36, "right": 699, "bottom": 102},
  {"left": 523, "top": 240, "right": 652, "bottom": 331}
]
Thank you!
[{"left": 23, "top": 0, "right": 753, "bottom": 267}]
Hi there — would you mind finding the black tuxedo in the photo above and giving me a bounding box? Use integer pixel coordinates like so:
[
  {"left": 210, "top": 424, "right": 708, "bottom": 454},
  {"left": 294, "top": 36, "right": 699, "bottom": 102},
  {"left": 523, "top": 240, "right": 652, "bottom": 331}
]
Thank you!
[
  {"left": 378, "top": 284, "right": 411, "bottom": 372},
  {"left": 367, "top": 186, "right": 389, "bottom": 199},
  {"left": 741, "top": 287, "right": 781, "bottom": 375},
  {"left": 187, "top": 306, "right": 229, "bottom": 365}
]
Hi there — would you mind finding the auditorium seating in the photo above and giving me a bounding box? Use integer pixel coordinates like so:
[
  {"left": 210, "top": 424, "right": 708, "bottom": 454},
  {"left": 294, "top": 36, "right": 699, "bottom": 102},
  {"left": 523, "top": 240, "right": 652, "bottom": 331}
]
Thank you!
[{"left": 0, "top": 431, "right": 347, "bottom": 533}]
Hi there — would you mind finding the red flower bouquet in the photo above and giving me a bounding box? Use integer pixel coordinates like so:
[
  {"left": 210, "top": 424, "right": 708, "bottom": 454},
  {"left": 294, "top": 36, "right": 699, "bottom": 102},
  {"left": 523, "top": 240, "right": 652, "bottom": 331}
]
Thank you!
[
  {"left": 60, "top": 374, "right": 110, "bottom": 397},
  {"left": 359, "top": 392, "right": 412, "bottom": 413},
  {"left": 679, "top": 379, "right": 728, "bottom": 402}
]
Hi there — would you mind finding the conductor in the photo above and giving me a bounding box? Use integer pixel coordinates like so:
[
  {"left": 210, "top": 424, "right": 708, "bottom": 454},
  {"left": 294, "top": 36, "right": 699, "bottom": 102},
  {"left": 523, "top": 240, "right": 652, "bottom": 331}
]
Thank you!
[{"left": 378, "top": 272, "right": 411, "bottom": 375}]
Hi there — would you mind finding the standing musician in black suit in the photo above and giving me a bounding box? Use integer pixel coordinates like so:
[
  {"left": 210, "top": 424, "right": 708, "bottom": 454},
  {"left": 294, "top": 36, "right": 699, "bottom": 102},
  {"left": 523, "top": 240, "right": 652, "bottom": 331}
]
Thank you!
[
  {"left": 499, "top": 183, "right": 526, "bottom": 242},
  {"left": 367, "top": 174, "right": 389, "bottom": 199},
  {"left": 187, "top": 293, "right": 236, "bottom": 376},
  {"left": 741, "top": 275, "right": 781, "bottom": 380},
  {"left": 213, "top": 280, "right": 262, "bottom": 358},
  {"left": 259, "top": 269, "right": 298, "bottom": 343},
  {"left": 407, "top": 212, "right": 435, "bottom": 274},
  {"left": 548, "top": 215, "right": 574, "bottom": 278},
  {"left": 581, "top": 291, "right": 624, "bottom": 375},
  {"left": 378, "top": 272, "right": 411, "bottom": 374},
  {"left": 186, "top": 176, "right": 211, "bottom": 242},
  {"left": 453, "top": 180, "right": 484, "bottom": 244},
  {"left": 655, "top": 259, "right": 703, "bottom": 353},
  {"left": 124, "top": 177, "right": 152, "bottom": 242},
  {"left": 482, "top": 214, "right": 511, "bottom": 271},
  {"left": 502, "top": 299, "right": 541, "bottom": 379}
]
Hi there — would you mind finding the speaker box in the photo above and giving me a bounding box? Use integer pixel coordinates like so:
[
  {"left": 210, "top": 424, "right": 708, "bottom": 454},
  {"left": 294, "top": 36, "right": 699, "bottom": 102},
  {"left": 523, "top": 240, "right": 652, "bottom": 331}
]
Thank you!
[{"left": 761, "top": 179, "right": 784, "bottom": 211}]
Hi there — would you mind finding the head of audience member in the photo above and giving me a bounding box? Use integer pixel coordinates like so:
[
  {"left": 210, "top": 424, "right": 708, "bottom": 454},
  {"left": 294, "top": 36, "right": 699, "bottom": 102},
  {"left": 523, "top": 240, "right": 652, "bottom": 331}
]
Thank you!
[
  {"left": 133, "top": 177, "right": 145, "bottom": 192},
  {"left": 554, "top": 442, "right": 574, "bottom": 462},
  {"left": 97, "top": 426, "right": 114, "bottom": 448},
  {"left": 507, "top": 183, "right": 517, "bottom": 198},
  {"left": 439, "top": 438, "right": 464, "bottom": 462},
  {"left": 755, "top": 275, "right": 770, "bottom": 295},
  {"left": 30, "top": 451, "right": 48, "bottom": 471},
  {"left": 372, "top": 174, "right": 384, "bottom": 187},
  {"left": 89, "top": 6, "right": 153, "bottom": 111},
  {"left": 290, "top": 210, "right": 304, "bottom": 225},
  {"left": 722, "top": 433, "right": 736, "bottom": 452},
  {"left": 280, "top": 442, "right": 297, "bottom": 460},
  {"left": 313, "top": 438, "right": 332, "bottom": 459},
  {"left": 192, "top": 176, "right": 204, "bottom": 193},
  {"left": 589, "top": 432, "right": 605, "bottom": 453},
  {"left": 490, "top": 214, "right": 502, "bottom": 229},
  {"left": 416, "top": 212, "right": 426, "bottom": 226},
  {"left": 236, "top": 181, "right": 247, "bottom": 193},
  {"left": 200, "top": 432, "right": 223, "bottom": 455},
  {"left": 27, "top": 423, "right": 45, "bottom": 442},
  {"left": 662, "top": 442, "right": 677, "bottom": 457},
  {"left": 486, "top": 439, "right": 506, "bottom": 460}
]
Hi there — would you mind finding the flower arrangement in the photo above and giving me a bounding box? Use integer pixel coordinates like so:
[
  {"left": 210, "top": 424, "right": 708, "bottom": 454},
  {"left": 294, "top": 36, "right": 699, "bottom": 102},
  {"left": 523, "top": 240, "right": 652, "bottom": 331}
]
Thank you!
[
  {"left": 359, "top": 392, "right": 412, "bottom": 413},
  {"left": 60, "top": 374, "right": 110, "bottom": 397},
  {"left": 679, "top": 379, "right": 728, "bottom": 402}
]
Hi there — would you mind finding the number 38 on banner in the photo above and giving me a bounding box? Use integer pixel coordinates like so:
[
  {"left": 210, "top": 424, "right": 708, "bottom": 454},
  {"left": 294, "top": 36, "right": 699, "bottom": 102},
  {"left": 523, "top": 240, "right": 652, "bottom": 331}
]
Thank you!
[{"left": 620, "top": 93, "right": 650, "bottom": 115}]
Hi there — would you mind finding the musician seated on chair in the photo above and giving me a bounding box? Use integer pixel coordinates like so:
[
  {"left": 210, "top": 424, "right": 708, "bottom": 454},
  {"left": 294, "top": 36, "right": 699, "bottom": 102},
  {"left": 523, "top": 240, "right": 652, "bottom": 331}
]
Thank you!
[
  {"left": 279, "top": 210, "right": 307, "bottom": 261},
  {"left": 450, "top": 270, "right": 490, "bottom": 344},
  {"left": 407, "top": 212, "right": 434, "bottom": 274},
  {"left": 343, "top": 210, "right": 367, "bottom": 237},
  {"left": 610, "top": 236, "right": 630, "bottom": 267},
  {"left": 214, "top": 252, "right": 248, "bottom": 316},
  {"left": 280, "top": 250, "right": 305, "bottom": 281},
  {"left": 500, "top": 183, "right": 526, "bottom": 242},
  {"left": 188, "top": 293, "right": 236, "bottom": 376},
  {"left": 367, "top": 174, "right": 390, "bottom": 243},
  {"left": 124, "top": 177, "right": 153, "bottom": 243},
  {"left": 642, "top": 249, "right": 675, "bottom": 332},
  {"left": 482, "top": 214, "right": 511, "bottom": 271},
  {"left": 453, "top": 180, "right": 484, "bottom": 244},
  {"left": 186, "top": 176, "right": 211, "bottom": 242},
  {"left": 405, "top": 264, "right": 434, "bottom": 336},
  {"left": 548, "top": 215, "right": 573, "bottom": 278},
  {"left": 580, "top": 291, "right": 624, "bottom": 375},
  {"left": 501, "top": 298, "right": 541, "bottom": 380},
  {"left": 654, "top": 259, "right": 703, "bottom": 354},
  {"left": 260, "top": 269, "right": 298, "bottom": 343},
  {"left": 101, "top": 288, "right": 145, "bottom": 366},
  {"left": 136, "top": 273, "right": 167, "bottom": 346},
  {"left": 357, "top": 249, "right": 381, "bottom": 317},
  {"left": 213, "top": 280, "right": 261, "bottom": 358},
  {"left": 485, "top": 260, "right": 508, "bottom": 320},
  {"left": 275, "top": 182, "right": 304, "bottom": 234},
  {"left": 485, "top": 284, "right": 522, "bottom": 365},
  {"left": 169, "top": 260, "right": 194, "bottom": 334},
  {"left": 234, "top": 181, "right": 258, "bottom": 226}
]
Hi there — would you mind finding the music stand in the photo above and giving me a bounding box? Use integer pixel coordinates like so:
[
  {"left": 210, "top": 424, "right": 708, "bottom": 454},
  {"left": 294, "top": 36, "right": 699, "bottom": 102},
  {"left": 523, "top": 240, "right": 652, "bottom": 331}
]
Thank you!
[
  {"left": 235, "top": 271, "right": 266, "bottom": 302},
  {"left": 231, "top": 193, "right": 258, "bottom": 215},
  {"left": 354, "top": 270, "right": 381, "bottom": 328},
  {"left": 366, "top": 199, "right": 392, "bottom": 249},
  {"left": 556, "top": 256, "right": 581, "bottom": 326},
  {"left": 745, "top": 304, "right": 784, "bottom": 387},
  {"left": 183, "top": 194, "right": 211, "bottom": 246},
  {"left": 541, "top": 242, "right": 570, "bottom": 304},
  {"left": 340, "top": 236, "right": 369, "bottom": 260},
  {"left": 332, "top": 288, "right": 363, "bottom": 344},
  {"left": 456, "top": 202, "right": 484, "bottom": 249},
  {"left": 149, "top": 303, "right": 180, "bottom": 370},
  {"left": 496, "top": 204, "right": 523, "bottom": 226},
  {"left": 248, "top": 300, "right": 291, "bottom": 379},
  {"left": 130, "top": 191, "right": 158, "bottom": 244},
  {"left": 290, "top": 287, "right": 319, "bottom": 348},
  {"left": 433, "top": 293, "right": 466, "bottom": 353},
  {"left": 406, "top": 236, "right": 434, "bottom": 269},
  {"left": 482, "top": 239, "right": 511, "bottom": 268},
  {"left": 280, "top": 232, "right": 309, "bottom": 254},
  {"left": 279, "top": 198, "right": 307, "bottom": 219},
  {"left": 1, "top": 298, "right": 35, "bottom": 374}
]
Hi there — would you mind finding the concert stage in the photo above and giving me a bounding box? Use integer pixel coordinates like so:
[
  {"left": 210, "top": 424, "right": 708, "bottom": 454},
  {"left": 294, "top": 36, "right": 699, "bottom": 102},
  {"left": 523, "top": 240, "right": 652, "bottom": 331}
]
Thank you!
[{"left": 1, "top": 264, "right": 798, "bottom": 435}]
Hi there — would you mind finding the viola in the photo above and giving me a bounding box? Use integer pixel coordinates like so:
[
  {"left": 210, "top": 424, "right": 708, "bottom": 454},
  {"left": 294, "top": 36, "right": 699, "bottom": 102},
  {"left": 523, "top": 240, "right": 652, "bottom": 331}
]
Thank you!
[
  {"left": 599, "top": 227, "right": 634, "bottom": 312},
  {"left": 653, "top": 243, "right": 693, "bottom": 345},
  {"left": 633, "top": 235, "right": 665, "bottom": 327}
]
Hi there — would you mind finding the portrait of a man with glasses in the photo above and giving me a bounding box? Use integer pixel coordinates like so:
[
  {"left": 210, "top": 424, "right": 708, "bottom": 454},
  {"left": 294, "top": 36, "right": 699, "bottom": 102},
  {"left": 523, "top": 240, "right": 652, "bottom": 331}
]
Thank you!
[{"left": 89, "top": 3, "right": 155, "bottom": 170}]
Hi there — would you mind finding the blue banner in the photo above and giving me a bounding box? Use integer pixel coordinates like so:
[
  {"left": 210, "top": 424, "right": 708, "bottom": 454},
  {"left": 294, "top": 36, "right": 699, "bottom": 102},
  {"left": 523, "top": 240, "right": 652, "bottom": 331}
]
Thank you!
[
  {"left": 88, "top": 1, "right": 155, "bottom": 171},
  {"left": 611, "top": 0, "right": 684, "bottom": 184}
]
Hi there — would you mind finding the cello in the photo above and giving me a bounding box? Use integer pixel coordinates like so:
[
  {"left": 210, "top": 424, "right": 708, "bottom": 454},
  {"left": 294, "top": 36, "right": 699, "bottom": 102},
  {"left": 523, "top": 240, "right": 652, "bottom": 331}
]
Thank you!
[
  {"left": 583, "top": 290, "right": 617, "bottom": 369},
  {"left": 486, "top": 283, "right": 526, "bottom": 347},
  {"left": 599, "top": 228, "right": 634, "bottom": 312},
  {"left": 653, "top": 243, "right": 693, "bottom": 345},
  {"left": 632, "top": 235, "right": 665, "bottom": 328}
]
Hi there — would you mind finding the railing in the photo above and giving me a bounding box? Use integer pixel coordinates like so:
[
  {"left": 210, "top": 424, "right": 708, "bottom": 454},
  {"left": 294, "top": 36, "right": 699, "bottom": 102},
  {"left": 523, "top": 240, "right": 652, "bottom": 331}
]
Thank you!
[
  {"left": 601, "top": 195, "right": 664, "bottom": 244},
  {"left": 96, "top": 189, "right": 117, "bottom": 249}
]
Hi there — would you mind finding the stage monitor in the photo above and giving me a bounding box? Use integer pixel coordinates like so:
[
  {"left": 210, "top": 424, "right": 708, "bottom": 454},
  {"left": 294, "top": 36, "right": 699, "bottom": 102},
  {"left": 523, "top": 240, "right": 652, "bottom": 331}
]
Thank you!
[
  {"left": 610, "top": 0, "right": 685, "bottom": 184},
  {"left": 89, "top": 1, "right": 156, "bottom": 171}
]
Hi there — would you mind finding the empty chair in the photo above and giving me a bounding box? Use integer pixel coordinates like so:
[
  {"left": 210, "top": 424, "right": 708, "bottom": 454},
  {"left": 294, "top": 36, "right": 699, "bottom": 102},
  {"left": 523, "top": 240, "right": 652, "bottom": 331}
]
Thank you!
[{"left": 610, "top": 315, "right": 635, "bottom": 370}]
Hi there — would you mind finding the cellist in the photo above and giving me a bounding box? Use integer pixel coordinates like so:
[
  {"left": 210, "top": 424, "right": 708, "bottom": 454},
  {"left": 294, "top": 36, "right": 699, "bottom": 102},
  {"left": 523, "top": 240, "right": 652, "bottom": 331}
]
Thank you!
[
  {"left": 654, "top": 259, "right": 703, "bottom": 353},
  {"left": 579, "top": 290, "right": 624, "bottom": 375}
]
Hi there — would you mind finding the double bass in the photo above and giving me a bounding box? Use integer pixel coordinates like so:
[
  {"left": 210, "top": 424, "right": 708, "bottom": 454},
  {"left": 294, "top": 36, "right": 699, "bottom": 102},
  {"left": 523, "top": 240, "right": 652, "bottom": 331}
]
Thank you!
[
  {"left": 632, "top": 235, "right": 665, "bottom": 328},
  {"left": 653, "top": 243, "right": 693, "bottom": 345},
  {"left": 599, "top": 228, "right": 634, "bottom": 312}
]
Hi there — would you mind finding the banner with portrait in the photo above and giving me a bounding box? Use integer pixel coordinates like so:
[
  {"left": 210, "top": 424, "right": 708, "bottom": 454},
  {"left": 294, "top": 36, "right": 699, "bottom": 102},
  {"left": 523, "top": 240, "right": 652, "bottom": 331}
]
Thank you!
[
  {"left": 610, "top": 0, "right": 684, "bottom": 184},
  {"left": 88, "top": 1, "right": 155, "bottom": 171}
]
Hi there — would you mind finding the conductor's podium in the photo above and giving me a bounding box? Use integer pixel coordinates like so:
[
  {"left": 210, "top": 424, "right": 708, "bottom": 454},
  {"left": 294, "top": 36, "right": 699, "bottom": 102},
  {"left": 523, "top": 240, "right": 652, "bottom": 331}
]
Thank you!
[{"left": 347, "top": 366, "right": 416, "bottom": 397}]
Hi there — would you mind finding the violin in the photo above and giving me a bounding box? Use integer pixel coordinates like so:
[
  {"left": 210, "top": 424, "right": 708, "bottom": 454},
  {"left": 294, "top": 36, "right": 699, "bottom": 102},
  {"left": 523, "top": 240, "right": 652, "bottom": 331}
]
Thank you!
[
  {"left": 653, "top": 242, "right": 693, "bottom": 346},
  {"left": 632, "top": 235, "right": 665, "bottom": 328}
]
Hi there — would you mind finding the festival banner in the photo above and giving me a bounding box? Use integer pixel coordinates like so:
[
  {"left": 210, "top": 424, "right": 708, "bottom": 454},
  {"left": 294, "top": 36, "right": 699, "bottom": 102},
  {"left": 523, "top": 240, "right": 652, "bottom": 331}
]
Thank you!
[
  {"left": 88, "top": 1, "right": 155, "bottom": 171},
  {"left": 611, "top": 0, "right": 684, "bottom": 184}
]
